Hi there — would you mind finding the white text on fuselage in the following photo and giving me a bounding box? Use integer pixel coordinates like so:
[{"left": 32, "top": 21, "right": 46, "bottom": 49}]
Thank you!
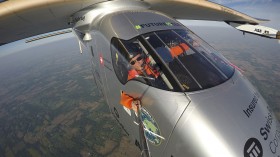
[{"left": 135, "top": 22, "right": 181, "bottom": 30}]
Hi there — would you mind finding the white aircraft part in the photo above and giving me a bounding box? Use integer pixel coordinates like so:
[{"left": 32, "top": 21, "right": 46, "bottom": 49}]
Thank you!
[
  {"left": 83, "top": 33, "right": 92, "bottom": 41},
  {"left": 229, "top": 22, "right": 280, "bottom": 39}
]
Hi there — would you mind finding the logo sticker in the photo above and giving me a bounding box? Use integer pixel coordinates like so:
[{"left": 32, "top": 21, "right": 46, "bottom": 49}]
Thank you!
[
  {"left": 244, "top": 138, "right": 263, "bottom": 157},
  {"left": 134, "top": 22, "right": 181, "bottom": 30},
  {"left": 140, "top": 108, "right": 162, "bottom": 146},
  {"left": 243, "top": 94, "right": 259, "bottom": 118}
]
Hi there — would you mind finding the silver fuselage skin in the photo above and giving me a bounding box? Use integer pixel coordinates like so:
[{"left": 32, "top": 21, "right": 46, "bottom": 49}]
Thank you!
[{"left": 73, "top": 2, "right": 280, "bottom": 156}]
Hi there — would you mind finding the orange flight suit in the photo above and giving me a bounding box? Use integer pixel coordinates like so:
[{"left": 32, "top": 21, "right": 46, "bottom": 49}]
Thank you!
[
  {"left": 127, "top": 58, "right": 160, "bottom": 81},
  {"left": 120, "top": 43, "right": 189, "bottom": 109},
  {"left": 170, "top": 43, "right": 189, "bottom": 58}
]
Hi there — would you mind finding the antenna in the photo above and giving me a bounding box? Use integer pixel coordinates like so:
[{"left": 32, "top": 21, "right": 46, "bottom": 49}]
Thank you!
[
  {"left": 136, "top": 105, "right": 151, "bottom": 157},
  {"left": 78, "top": 40, "right": 83, "bottom": 54},
  {"left": 83, "top": 33, "right": 92, "bottom": 41}
]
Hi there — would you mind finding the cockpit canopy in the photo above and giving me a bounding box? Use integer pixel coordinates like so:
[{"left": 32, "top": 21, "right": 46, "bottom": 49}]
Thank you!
[{"left": 111, "top": 28, "right": 234, "bottom": 92}]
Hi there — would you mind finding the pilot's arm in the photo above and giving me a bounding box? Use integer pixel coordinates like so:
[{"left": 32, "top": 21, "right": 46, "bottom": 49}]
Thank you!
[{"left": 127, "top": 69, "right": 138, "bottom": 80}]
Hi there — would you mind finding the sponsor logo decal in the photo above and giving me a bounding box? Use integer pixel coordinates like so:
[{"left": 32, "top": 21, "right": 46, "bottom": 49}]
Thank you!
[
  {"left": 269, "top": 130, "right": 280, "bottom": 154},
  {"left": 255, "top": 28, "right": 262, "bottom": 33},
  {"left": 135, "top": 22, "right": 181, "bottom": 30},
  {"left": 260, "top": 111, "right": 273, "bottom": 140},
  {"left": 243, "top": 93, "right": 259, "bottom": 118},
  {"left": 258, "top": 105, "right": 280, "bottom": 155},
  {"left": 244, "top": 138, "right": 263, "bottom": 157},
  {"left": 140, "top": 108, "right": 162, "bottom": 146}
]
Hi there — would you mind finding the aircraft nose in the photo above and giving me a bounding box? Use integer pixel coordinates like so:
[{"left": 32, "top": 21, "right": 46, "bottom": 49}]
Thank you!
[{"left": 162, "top": 72, "right": 280, "bottom": 157}]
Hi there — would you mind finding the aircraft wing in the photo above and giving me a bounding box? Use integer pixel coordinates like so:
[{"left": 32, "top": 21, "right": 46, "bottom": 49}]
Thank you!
[
  {"left": 0, "top": 0, "right": 279, "bottom": 45},
  {"left": 0, "top": 0, "right": 98, "bottom": 45},
  {"left": 146, "top": 0, "right": 262, "bottom": 24},
  {"left": 146, "top": 0, "right": 280, "bottom": 39}
]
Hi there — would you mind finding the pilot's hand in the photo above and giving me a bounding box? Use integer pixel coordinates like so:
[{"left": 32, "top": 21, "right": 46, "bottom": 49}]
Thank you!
[
  {"left": 148, "top": 55, "right": 156, "bottom": 67},
  {"left": 192, "top": 40, "right": 200, "bottom": 47},
  {"left": 132, "top": 100, "right": 140, "bottom": 114}
]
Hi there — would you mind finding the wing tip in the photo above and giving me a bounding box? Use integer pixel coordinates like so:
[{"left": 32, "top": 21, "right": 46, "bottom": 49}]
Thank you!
[{"left": 254, "top": 17, "right": 270, "bottom": 23}]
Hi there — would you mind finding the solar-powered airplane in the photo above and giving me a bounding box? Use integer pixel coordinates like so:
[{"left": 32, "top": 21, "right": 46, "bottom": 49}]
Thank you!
[{"left": 1, "top": 0, "right": 280, "bottom": 157}]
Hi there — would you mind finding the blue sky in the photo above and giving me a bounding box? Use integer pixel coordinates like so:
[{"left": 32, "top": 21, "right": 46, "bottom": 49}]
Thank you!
[
  {"left": 210, "top": 0, "right": 280, "bottom": 28},
  {"left": 181, "top": 0, "right": 280, "bottom": 29}
]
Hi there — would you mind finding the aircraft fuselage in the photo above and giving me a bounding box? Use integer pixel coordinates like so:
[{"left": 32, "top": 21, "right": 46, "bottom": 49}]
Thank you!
[{"left": 72, "top": 1, "right": 280, "bottom": 156}]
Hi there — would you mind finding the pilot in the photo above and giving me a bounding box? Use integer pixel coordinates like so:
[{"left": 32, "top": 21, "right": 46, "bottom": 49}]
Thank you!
[
  {"left": 120, "top": 51, "right": 159, "bottom": 114},
  {"left": 120, "top": 51, "right": 160, "bottom": 115},
  {"left": 120, "top": 44, "right": 190, "bottom": 113},
  {"left": 127, "top": 51, "right": 159, "bottom": 81},
  {"left": 127, "top": 42, "right": 189, "bottom": 80}
]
